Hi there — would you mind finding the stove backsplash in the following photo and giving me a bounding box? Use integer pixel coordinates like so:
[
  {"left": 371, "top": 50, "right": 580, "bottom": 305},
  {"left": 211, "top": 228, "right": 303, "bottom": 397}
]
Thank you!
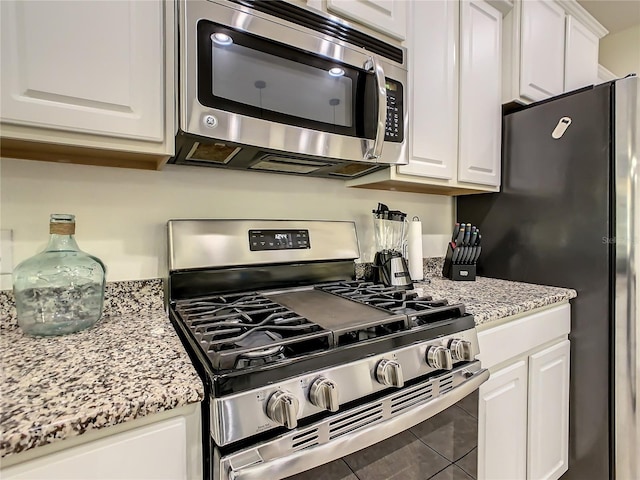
[{"left": 1, "top": 159, "right": 453, "bottom": 289}]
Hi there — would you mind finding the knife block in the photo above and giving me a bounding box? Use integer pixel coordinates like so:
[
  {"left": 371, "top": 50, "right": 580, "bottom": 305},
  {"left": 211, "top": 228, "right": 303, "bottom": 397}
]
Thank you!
[{"left": 442, "top": 243, "right": 477, "bottom": 281}]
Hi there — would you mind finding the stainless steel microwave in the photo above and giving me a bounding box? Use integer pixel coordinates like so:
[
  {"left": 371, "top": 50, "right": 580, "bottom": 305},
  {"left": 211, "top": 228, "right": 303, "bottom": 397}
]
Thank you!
[{"left": 171, "top": 0, "right": 408, "bottom": 179}]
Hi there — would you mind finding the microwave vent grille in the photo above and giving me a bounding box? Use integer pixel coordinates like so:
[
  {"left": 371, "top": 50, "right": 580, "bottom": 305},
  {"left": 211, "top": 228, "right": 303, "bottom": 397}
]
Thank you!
[{"left": 229, "top": 0, "right": 404, "bottom": 64}]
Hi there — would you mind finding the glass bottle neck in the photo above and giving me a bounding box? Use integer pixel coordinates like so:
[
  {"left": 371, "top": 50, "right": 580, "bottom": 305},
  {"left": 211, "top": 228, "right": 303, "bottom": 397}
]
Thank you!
[{"left": 46, "top": 234, "right": 80, "bottom": 252}]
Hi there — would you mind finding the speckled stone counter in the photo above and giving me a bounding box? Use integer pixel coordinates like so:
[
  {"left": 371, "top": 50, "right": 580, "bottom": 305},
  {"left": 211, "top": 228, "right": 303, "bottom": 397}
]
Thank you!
[
  {"left": 0, "top": 280, "right": 204, "bottom": 459},
  {"left": 0, "top": 263, "right": 576, "bottom": 459},
  {"left": 356, "top": 258, "right": 576, "bottom": 326},
  {"left": 414, "top": 258, "right": 577, "bottom": 325}
]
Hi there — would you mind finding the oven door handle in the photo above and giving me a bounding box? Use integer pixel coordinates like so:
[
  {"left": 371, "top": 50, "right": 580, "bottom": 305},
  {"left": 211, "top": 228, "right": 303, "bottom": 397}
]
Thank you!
[
  {"left": 227, "top": 367, "right": 489, "bottom": 480},
  {"left": 364, "top": 56, "right": 387, "bottom": 160}
]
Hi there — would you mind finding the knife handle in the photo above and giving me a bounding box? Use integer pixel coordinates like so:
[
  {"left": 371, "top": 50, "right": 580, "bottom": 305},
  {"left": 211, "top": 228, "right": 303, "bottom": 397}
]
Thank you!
[
  {"left": 469, "top": 231, "right": 478, "bottom": 247},
  {"left": 452, "top": 223, "right": 460, "bottom": 242},
  {"left": 464, "top": 246, "right": 472, "bottom": 264},
  {"left": 463, "top": 228, "right": 471, "bottom": 246},
  {"left": 452, "top": 246, "right": 460, "bottom": 264},
  {"left": 473, "top": 246, "right": 481, "bottom": 264}
]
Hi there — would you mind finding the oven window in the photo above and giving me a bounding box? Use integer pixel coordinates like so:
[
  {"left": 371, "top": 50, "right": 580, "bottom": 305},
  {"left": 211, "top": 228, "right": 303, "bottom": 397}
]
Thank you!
[{"left": 197, "top": 21, "right": 376, "bottom": 139}]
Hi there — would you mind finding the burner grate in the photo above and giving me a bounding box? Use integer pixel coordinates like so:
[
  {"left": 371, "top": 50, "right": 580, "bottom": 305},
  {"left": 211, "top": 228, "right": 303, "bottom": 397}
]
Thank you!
[
  {"left": 318, "top": 281, "right": 464, "bottom": 326},
  {"left": 175, "top": 292, "right": 333, "bottom": 371}
]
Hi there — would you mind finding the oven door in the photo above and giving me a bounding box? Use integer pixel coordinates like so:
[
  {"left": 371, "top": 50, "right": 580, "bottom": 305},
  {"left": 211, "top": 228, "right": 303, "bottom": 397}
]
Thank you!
[
  {"left": 215, "top": 362, "right": 488, "bottom": 480},
  {"left": 179, "top": 0, "right": 407, "bottom": 165}
]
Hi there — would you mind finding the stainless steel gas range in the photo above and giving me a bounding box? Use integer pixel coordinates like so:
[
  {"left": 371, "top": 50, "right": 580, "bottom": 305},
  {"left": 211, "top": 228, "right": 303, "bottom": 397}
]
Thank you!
[{"left": 166, "top": 220, "right": 489, "bottom": 480}]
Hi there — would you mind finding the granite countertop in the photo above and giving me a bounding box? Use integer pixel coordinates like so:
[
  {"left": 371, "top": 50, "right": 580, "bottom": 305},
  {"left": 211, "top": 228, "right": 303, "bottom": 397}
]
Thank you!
[
  {"left": 0, "top": 280, "right": 204, "bottom": 459},
  {"left": 0, "top": 261, "right": 576, "bottom": 459},
  {"left": 413, "top": 258, "right": 577, "bottom": 325}
]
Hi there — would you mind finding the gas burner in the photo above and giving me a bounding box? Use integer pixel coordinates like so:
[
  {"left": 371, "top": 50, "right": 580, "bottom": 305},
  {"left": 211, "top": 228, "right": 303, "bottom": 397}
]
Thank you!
[
  {"left": 318, "top": 281, "right": 452, "bottom": 319},
  {"left": 174, "top": 292, "right": 332, "bottom": 370},
  {"left": 234, "top": 342, "right": 287, "bottom": 369}
]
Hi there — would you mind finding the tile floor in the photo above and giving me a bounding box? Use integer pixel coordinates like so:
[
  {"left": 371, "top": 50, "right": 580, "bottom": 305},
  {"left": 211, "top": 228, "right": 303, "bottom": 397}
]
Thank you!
[{"left": 285, "top": 392, "right": 479, "bottom": 480}]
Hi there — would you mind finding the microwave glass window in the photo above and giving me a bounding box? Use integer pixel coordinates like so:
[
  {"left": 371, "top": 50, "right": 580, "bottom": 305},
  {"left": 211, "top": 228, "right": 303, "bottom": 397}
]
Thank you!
[{"left": 211, "top": 40, "right": 353, "bottom": 127}]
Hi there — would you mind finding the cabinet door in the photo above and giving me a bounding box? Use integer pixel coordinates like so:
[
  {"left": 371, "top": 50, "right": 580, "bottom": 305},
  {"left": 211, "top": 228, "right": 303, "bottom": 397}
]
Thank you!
[
  {"left": 2, "top": 417, "right": 188, "bottom": 479},
  {"left": 326, "top": 0, "right": 406, "bottom": 40},
  {"left": 528, "top": 340, "right": 570, "bottom": 480},
  {"left": 0, "top": 0, "right": 164, "bottom": 142},
  {"left": 397, "top": 0, "right": 457, "bottom": 180},
  {"left": 478, "top": 360, "right": 528, "bottom": 480},
  {"left": 564, "top": 16, "right": 599, "bottom": 92},
  {"left": 458, "top": 0, "right": 502, "bottom": 187},
  {"left": 520, "top": 0, "right": 565, "bottom": 101}
]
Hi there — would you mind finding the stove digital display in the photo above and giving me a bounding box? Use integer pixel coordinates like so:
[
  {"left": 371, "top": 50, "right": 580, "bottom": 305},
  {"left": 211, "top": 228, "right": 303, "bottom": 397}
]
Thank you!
[{"left": 249, "top": 229, "right": 310, "bottom": 251}]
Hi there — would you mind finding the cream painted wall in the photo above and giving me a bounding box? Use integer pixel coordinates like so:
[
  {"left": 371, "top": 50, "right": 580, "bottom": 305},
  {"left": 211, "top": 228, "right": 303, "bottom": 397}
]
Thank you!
[
  {"left": 599, "top": 24, "right": 640, "bottom": 78},
  {"left": 0, "top": 158, "right": 453, "bottom": 288}
]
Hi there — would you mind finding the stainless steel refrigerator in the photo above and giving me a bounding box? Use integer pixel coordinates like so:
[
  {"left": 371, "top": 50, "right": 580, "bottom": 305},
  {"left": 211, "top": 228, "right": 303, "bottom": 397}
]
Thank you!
[{"left": 457, "top": 76, "right": 638, "bottom": 480}]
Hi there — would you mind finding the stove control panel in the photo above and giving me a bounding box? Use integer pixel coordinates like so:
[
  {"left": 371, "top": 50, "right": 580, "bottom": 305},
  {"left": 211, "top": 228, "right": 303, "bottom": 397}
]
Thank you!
[
  {"left": 249, "top": 229, "right": 310, "bottom": 251},
  {"left": 211, "top": 328, "right": 481, "bottom": 446}
]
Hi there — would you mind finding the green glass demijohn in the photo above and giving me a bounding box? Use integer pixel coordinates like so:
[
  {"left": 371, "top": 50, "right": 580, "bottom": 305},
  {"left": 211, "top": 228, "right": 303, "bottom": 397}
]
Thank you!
[{"left": 12, "top": 214, "right": 106, "bottom": 336}]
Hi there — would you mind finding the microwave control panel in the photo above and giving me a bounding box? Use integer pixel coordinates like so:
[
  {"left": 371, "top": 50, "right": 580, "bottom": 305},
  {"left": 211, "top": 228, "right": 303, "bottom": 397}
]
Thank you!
[{"left": 385, "top": 79, "right": 404, "bottom": 143}]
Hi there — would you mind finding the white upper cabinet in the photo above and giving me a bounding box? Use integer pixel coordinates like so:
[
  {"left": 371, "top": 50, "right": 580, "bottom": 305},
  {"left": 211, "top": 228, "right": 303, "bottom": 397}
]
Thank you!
[
  {"left": 397, "top": 0, "right": 457, "bottom": 180},
  {"left": 0, "top": 1, "right": 164, "bottom": 142},
  {"left": 0, "top": 0, "right": 174, "bottom": 169},
  {"left": 519, "top": 0, "right": 566, "bottom": 102},
  {"left": 347, "top": 0, "right": 504, "bottom": 195},
  {"left": 326, "top": 0, "right": 407, "bottom": 40},
  {"left": 564, "top": 15, "right": 599, "bottom": 91},
  {"left": 503, "top": 0, "right": 608, "bottom": 104},
  {"left": 458, "top": 0, "right": 502, "bottom": 186}
]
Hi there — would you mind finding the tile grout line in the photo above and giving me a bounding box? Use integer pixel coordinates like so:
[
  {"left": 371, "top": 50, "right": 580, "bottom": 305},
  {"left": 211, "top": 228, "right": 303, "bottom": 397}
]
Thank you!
[
  {"left": 341, "top": 458, "right": 362, "bottom": 480},
  {"left": 407, "top": 428, "right": 455, "bottom": 464},
  {"left": 454, "top": 447, "right": 478, "bottom": 479}
]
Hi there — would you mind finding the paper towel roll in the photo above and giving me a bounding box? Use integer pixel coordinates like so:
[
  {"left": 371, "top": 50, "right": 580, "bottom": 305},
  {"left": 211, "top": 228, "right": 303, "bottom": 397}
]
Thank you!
[{"left": 407, "top": 217, "right": 424, "bottom": 281}]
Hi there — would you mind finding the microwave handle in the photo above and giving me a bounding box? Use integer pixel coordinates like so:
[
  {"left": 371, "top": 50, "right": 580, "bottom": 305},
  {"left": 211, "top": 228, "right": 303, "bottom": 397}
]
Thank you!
[{"left": 365, "top": 56, "right": 387, "bottom": 160}]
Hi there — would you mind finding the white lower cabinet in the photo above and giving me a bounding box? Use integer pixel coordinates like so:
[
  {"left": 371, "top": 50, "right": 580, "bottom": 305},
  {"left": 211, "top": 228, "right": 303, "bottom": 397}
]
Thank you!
[
  {"left": 527, "top": 340, "right": 570, "bottom": 480},
  {"left": 477, "top": 303, "right": 571, "bottom": 480},
  {"left": 478, "top": 360, "right": 528, "bottom": 480},
  {"left": 1, "top": 405, "right": 202, "bottom": 480}
]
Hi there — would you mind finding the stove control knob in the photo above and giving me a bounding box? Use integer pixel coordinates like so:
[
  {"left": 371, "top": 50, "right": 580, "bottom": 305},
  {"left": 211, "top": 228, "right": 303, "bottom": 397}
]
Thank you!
[
  {"left": 449, "top": 339, "right": 474, "bottom": 361},
  {"left": 266, "top": 390, "right": 299, "bottom": 429},
  {"left": 426, "top": 346, "right": 454, "bottom": 370},
  {"left": 309, "top": 377, "right": 339, "bottom": 412},
  {"left": 376, "top": 359, "right": 404, "bottom": 388}
]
